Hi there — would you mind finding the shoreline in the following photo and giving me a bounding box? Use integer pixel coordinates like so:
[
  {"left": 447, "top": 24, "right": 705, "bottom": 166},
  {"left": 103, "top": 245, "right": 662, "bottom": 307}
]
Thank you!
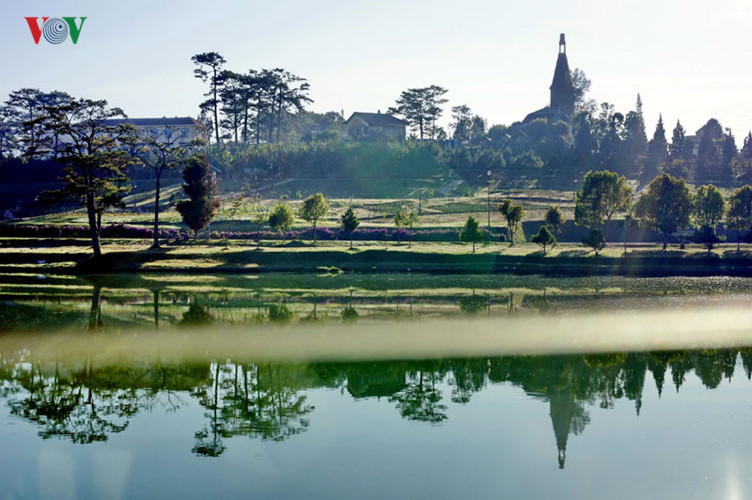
[{"left": 3, "top": 239, "right": 752, "bottom": 277}]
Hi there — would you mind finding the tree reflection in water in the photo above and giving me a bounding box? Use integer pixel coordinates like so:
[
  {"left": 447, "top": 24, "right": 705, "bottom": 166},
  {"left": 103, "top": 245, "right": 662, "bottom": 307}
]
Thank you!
[
  {"left": 1, "top": 349, "right": 751, "bottom": 466},
  {"left": 179, "top": 304, "right": 215, "bottom": 327}
]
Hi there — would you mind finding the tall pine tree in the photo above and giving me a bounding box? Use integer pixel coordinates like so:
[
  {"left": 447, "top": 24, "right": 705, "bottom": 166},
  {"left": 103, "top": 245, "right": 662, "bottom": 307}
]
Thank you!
[
  {"left": 669, "top": 120, "right": 687, "bottom": 160},
  {"left": 644, "top": 114, "right": 668, "bottom": 181}
]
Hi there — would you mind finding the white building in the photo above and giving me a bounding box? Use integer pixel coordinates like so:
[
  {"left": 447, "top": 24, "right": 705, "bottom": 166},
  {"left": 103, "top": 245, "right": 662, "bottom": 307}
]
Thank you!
[{"left": 102, "top": 116, "right": 208, "bottom": 146}]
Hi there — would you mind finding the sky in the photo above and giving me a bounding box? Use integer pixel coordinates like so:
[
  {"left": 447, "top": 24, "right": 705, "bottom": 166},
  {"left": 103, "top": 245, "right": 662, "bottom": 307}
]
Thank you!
[{"left": 2, "top": 0, "right": 752, "bottom": 140}]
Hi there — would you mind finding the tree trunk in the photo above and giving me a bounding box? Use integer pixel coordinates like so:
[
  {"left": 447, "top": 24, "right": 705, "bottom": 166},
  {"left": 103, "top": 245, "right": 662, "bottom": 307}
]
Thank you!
[
  {"left": 349, "top": 232, "right": 353, "bottom": 250},
  {"left": 275, "top": 94, "right": 283, "bottom": 143},
  {"left": 243, "top": 105, "right": 249, "bottom": 143},
  {"left": 256, "top": 105, "right": 262, "bottom": 145},
  {"left": 212, "top": 67, "right": 220, "bottom": 145},
  {"left": 88, "top": 284, "right": 102, "bottom": 331},
  {"left": 153, "top": 173, "right": 161, "bottom": 248},
  {"left": 268, "top": 93, "right": 276, "bottom": 143},
  {"left": 153, "top": 289, "right": 160, "bottom": 329},
  {"left": 86, "top": 193, "right": 101, "bottom": 257},
  {"left": 313, "top": 221, "right": 317, "bottom": 245}
]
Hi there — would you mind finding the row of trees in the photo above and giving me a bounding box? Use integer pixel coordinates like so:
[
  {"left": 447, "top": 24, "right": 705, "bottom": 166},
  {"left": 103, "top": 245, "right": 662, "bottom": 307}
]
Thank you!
[
  {"left": 573, "top": 170, "right": 752, "bottom": 255},
  {"left": 163, "top": 164, "right": 752, "bottom": 256},
  {"left": 191, "top": 52, "right": 314, "bottom": 145},
  {"left": 246, "top": 193, "right": 360, "bottom": 249},
  {"left": 189, "top": 53, "right": 492, "bottom": 146}
]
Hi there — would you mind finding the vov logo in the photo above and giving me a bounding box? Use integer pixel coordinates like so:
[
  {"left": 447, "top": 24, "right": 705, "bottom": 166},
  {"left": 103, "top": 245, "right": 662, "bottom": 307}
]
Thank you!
[{"left": 25, "top": 17, "right": 86, "bottom": 45}]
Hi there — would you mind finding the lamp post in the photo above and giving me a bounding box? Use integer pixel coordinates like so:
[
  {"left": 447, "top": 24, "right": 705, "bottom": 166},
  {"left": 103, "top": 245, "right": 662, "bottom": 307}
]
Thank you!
[{"left": 486, "top": 170, "right": 492, "bottom": 231}]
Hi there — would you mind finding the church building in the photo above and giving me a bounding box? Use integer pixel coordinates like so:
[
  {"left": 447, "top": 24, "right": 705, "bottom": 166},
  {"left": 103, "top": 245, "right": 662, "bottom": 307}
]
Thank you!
[{"left": 523, "top": 33, "right": 576, "bottom": 123}]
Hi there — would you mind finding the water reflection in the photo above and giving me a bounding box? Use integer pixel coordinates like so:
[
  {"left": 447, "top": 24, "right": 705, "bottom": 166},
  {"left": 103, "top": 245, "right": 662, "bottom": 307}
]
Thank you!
[
  {"left": 2, "top": 349, "right": 750, "bottom": 467},
  {"left": 6, "top": 273, "right": 752, "bottom": 332}
]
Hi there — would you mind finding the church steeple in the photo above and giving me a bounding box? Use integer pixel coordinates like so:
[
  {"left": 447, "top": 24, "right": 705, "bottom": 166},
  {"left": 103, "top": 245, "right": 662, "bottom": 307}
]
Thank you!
[{"left": 550, "top": 33, "right": 575, "bottom": 116}]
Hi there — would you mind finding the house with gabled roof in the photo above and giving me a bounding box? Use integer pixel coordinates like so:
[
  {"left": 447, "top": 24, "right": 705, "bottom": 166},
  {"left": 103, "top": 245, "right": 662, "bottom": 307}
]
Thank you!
[{"left": 344, "top": 111, "right": 406, "bottom": 140}]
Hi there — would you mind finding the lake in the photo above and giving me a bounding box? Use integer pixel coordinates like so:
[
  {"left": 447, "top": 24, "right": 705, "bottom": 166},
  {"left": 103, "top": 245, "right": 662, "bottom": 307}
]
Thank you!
[{"left": 1, "top": 272, "right": 752, "bottom": 499}]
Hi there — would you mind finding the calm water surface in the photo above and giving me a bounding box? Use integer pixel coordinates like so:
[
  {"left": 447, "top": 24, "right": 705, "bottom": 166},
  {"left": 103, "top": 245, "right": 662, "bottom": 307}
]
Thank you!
[{"left": 1, "top": 273, "right": 752, "bottom": 499}]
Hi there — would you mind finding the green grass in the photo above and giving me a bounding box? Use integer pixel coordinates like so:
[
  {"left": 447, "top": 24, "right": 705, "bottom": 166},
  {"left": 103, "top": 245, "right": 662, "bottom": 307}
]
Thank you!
[
  {"left": 2, "top": 236, "right": 752, "bottom": 277},
  {"left": 17, "top": 190, "right": 577, "bottom": 231}
]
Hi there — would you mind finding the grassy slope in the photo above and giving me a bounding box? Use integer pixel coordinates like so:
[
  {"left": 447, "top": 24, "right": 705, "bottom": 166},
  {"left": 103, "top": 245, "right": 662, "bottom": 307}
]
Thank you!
[{"left": 17, "top": 189, "right": 576, "bottom": 232}]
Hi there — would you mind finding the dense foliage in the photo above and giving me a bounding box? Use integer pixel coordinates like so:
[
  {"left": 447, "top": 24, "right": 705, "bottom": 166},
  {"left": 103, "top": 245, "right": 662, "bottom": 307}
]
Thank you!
[
  {"left": 176, "top": 155, "right": 220, "bottom": 236},
  {"left": 531, "top": 225, "right": 556, "bottom": 254},
  {"left": 459, "top": 216, "right": 483, "bottom": 252}
]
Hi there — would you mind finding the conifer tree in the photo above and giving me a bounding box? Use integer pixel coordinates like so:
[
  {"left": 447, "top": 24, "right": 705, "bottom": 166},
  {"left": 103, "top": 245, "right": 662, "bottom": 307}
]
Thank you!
[
  {"left": 669, "top": 120, "right": 687, "bottom": 160},
  {"left": 531, "top": 225, "right": 556, "bottom": 254},
  {"left": 459, "top": 216, "right": 483, "bottom": 253},
  {"left": 340, "top": 206, "right": 359, "bottom": 249},
  {"left": 39, "top": 98, "right": 136, "bottom": 256},
  {"left": 191, "top": 52, "right": 226, "bottom": 145},
  {"left": 645, "top": 114, "right": 668, "bottom": 181},
  {"left": 176, "top": 155, "right": 220, "bottom": 238},
  {"left": 545, "top": 205, "right": 564, "bottom": 234}
]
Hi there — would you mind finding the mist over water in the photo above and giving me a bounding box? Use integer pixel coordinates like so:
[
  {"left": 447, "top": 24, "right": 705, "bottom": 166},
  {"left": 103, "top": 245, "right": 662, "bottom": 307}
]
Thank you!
[{"left": 2, "top": 272, "right": 752, "bottom": 499}]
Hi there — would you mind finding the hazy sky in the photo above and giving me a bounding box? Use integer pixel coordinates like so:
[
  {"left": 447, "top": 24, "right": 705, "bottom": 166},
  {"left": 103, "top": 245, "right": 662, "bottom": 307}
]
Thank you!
[{"left": 2, "top": 0, "right": 751, "bottom": 140}]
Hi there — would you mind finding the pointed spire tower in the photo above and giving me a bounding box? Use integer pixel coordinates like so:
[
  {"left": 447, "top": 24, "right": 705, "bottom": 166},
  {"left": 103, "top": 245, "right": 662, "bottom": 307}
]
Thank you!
[{"left": 550, "top": 33, "right": 575, "bottom": 116}]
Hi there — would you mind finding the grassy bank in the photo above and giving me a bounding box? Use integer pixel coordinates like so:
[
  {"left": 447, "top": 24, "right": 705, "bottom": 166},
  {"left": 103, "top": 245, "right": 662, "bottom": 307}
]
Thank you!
[{"left": 2, "top": 238, "right": 752, "bottom": 277}]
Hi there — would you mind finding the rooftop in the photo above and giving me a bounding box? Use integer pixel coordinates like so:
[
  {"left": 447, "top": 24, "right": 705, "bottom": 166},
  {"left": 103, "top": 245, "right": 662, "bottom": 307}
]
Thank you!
[
  {"left": 102, "top": 117, "right": 205, "bottom": 128},
  {"left": 345, "top": 112, "right": 406, "bottom": 127}
]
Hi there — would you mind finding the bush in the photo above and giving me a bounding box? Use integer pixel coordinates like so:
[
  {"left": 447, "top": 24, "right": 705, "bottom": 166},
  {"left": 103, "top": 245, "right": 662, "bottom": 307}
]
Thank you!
[
  {"left": 582, "top": 228, "right": 606, "bottom": 255},
  {"left": 0, "top": 223, "right": 179, "bottom": 239}
]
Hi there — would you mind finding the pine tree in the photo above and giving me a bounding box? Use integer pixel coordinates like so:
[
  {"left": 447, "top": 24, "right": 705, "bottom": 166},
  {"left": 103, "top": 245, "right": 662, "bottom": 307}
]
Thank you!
[
  {"left": 191, "top": 52, "right": 226, "bottom": 145},
  {"left": 38, "top": 98, "right": 135, "bottom": 256},
  {"left": 645, "top": 114, "right": 668, "bottom": 181},
  {"left": 742, "top": 132, "right": 752, "bottom": 160},
  {"left": 531, "top": 225, "right": 556, "bottom": 254},
  {"left": 621, "top": 94, "right": 648, "bottom": 177},
  {"left": 545, "top": 205, "right": 564, "bottom": 234},
  {"left": 340, "top": 206, "right": 360, "bottom": 249},
  {"left": 459, "top": 216, "right": 483, "bottom": 253},
  {"left": 669, "top": 120, "right": 687, "bottom": 160},
  {"left": 176, "top": 155, "right": 220, "bottom": 238}
]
